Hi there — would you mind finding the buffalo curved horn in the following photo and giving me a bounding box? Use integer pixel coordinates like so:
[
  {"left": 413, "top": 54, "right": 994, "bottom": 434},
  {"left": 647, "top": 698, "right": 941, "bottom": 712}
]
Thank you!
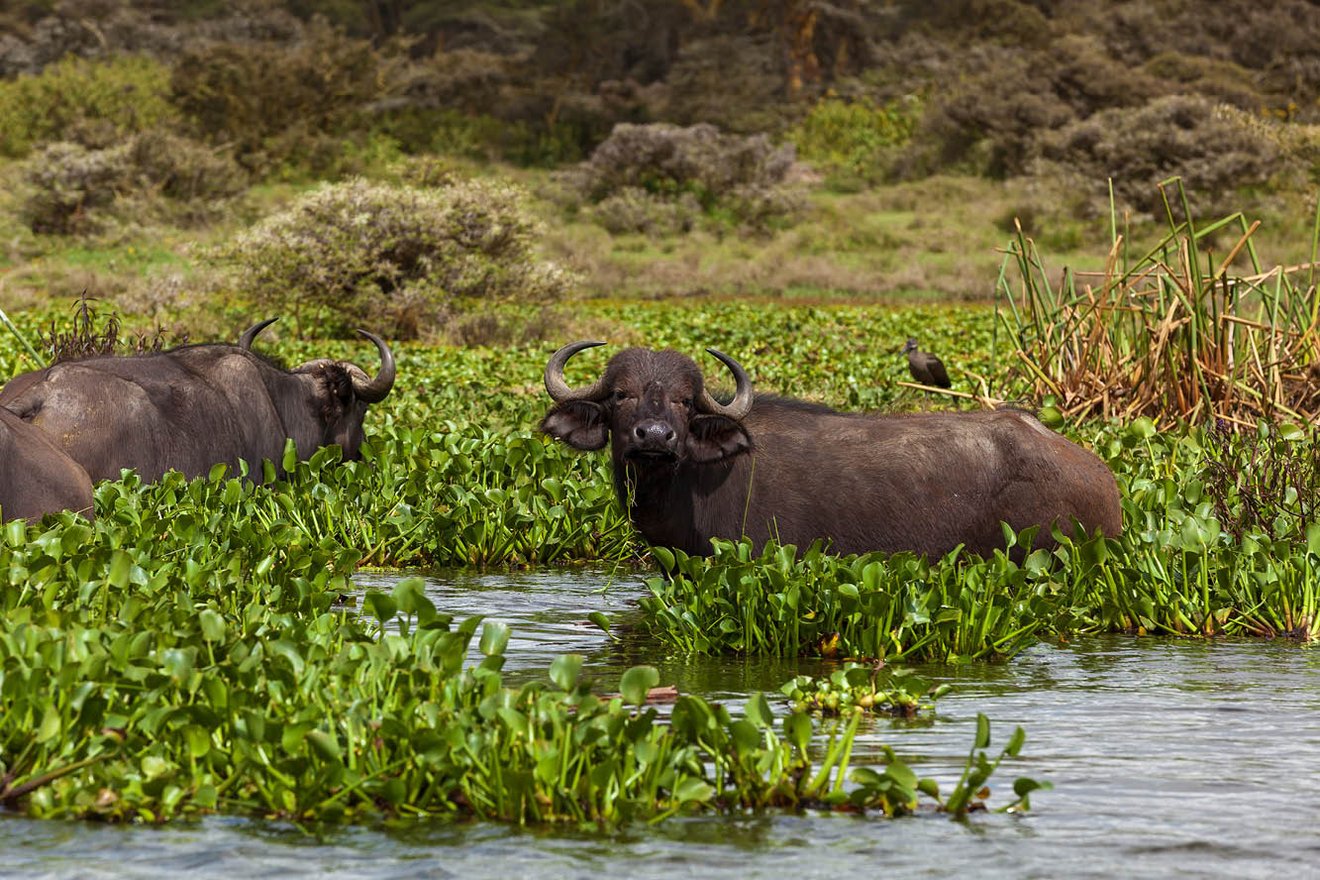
[
  {"left": 351, "top": 330, "right": 396, "bottom": 403},
  {"left": 544, "top": 340, "right": 608, "bottom": 402},
  {"left": 697, "top": 348, "right": 754, "bottom": 421},
  {"left": 238, "top": 317, "right": 279, "bottom": 351}
]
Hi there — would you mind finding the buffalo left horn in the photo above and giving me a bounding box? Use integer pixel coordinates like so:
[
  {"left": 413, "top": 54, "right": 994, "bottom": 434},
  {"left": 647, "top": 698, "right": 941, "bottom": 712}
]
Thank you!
[
  {"left": 697, "top": 348, "right": 754, "bottom": 420},
  {"left": 238, "top": 317, "right": 279, "bottom": 350},
  {"left": 545, "top": 341, "right": 609, "bottom": 402},
  {"left": 351, "top": 330, "right": 396, "bottom": 403}
]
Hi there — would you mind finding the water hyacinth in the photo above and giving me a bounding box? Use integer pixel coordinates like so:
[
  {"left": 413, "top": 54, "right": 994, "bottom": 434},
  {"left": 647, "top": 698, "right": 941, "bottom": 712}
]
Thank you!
[{"left": 0, "top": 472, "right": 1041, "bottom": 823}]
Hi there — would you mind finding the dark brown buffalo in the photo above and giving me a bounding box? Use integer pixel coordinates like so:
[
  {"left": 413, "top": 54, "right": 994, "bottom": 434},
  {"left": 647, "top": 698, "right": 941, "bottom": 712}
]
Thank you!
[
  {"left": 0, "top": 406, "right": 94, "bottom": 522},
  {"left": 0, "top": 319, "right": 395, "bottom": 484},
  {"left": 540, "top": 342, "right": 1122, "bottom": 558}
]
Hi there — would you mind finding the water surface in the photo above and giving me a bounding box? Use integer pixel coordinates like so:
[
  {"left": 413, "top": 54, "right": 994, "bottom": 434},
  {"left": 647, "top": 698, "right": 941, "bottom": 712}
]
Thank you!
[{"left": 7, "top": 569, "right": 1320, "bottom": 879}]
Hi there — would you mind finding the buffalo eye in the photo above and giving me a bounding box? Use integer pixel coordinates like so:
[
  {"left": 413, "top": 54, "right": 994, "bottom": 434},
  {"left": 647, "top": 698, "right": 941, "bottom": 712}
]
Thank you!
[
  {"left": 613, "top": 389, "right": 629, "bottom": 402},
  {"left": 681, "top": 397, "right": 693, "bottom": 409}
]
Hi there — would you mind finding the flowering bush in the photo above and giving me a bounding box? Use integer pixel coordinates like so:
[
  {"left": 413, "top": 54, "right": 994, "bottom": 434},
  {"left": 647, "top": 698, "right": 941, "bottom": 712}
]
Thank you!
[
  {"left": 215, "top": 177, "right": 575, "bottom": 339},
  {"left": 567, "top": 122, "right": 803, "bottom": 234},
  {"left": 20, "top": 132, "right": 247, "bottom": 235}
]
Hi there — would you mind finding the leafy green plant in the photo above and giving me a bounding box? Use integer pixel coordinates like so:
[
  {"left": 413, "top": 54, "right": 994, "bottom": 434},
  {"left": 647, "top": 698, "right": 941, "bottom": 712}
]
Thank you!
[
  {"left": 790, "top": 96, "right": 920, "bottom": 189},
  {"left": 641, "top": 539, "right": 1060, "bottom": 662},
  {"left": 212, "top": 177, "right": 575, "bottom": 339},
  {"left": 0, "top": 473, "right": 1037, "bottom": 824},
  {"left": 782, "top": 664, "right": 948, "bottom": 718},
  {"left": 0, "top": 55, "right": 177, "bottom": 158}
]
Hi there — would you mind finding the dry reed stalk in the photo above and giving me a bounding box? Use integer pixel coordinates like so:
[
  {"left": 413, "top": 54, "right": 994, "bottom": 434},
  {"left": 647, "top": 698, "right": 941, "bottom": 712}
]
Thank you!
[{"left": 996, "top": 190, "right": 1320, "bottom": 427}]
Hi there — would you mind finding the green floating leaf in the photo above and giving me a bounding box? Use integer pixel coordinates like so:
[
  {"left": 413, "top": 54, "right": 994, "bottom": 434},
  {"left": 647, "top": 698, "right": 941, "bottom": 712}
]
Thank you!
[
  {"left": 549, "top": 654, "right": 583, "bottom": 691},
  {"left": 364, "top": 591, "right": 397, "bottom": 623},
  {"left": 744, "top": 692, "right": 772, "bottom": 728},
  {"left": 587, "top": 610, "right": 611, "bottom": 634},
  {"left": 1006, "top": 725, "right": 1026, "bottom": 757},
  {"left": 619, "top": 665, "right": 660, "bottom": 707},
  {"left": 306, "top": 729, "right": 343, "bottom": 763},
  {"left": 479, "top": 620, "right": 510, "bottom": 657},
  {"left": 199, "top": 609, "right": 226, "bottom": 643},
  {"left": 35, "top": 704, "right": 61, "bottom": 744},
  {"left": 671, "top": 776, "right": 715, "bottom": 804},
  {"left": 975, "top": 713, "right": 991, "bottom": 749},
  {"left": 784, "top": 711, "right": 812, "bottom": 755}
]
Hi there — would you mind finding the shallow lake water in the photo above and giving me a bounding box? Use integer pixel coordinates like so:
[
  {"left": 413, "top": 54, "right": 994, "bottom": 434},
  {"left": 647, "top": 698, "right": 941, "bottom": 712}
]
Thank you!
[{"left": 7, "top": 568, "right": 1320, "bottom": 879}]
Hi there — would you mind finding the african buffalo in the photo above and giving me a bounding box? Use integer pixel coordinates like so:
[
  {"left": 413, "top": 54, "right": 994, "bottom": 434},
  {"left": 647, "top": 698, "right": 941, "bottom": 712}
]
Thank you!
[
  {"left": 540, "top": 342, "right": 1122, "bottom": 558},
  {"left": 0, "top": 319, "right": 395, "bottom": 484},
  {"left": 0, "top": 406, "right": 94, "bottom": 522}
]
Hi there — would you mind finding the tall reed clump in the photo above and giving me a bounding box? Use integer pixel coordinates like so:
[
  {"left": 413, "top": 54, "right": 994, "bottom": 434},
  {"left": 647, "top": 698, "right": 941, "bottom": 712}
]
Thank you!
[{"left": 995, "top": 179, "right": 1320, "bottom": 427}]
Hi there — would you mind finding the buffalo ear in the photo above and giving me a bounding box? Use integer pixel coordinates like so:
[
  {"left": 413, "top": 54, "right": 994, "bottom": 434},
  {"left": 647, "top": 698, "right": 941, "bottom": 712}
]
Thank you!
[
  {"left": 686, "top": 415, "right": 752, "bottom": 463},
  {"left": 541, "top": 401, "right": 609, "bottom": 451}
]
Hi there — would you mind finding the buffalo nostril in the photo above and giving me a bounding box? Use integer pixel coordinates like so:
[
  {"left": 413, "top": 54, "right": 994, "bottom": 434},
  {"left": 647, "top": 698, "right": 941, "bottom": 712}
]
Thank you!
[{"left": 634, "top": 421, "right": 676, "bottom": 446}]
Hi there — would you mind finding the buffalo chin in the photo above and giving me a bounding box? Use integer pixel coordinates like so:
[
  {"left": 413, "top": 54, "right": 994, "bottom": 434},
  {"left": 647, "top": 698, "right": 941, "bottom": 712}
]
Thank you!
[{"left": 624, "top": 449, "right": 679, "bottom": 463}]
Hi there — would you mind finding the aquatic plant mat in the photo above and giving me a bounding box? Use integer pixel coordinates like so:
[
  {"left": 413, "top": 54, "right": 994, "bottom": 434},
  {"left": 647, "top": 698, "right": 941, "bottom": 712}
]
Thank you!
[
  {"left": 3, "top": 271, "right": 1318, "bottom": 824},
  {"left": 643, "top": 416, "right": 1320, "bottom": 659},
  {"left": 0, "top": 476, "right": 1043, "bottom": 823}
]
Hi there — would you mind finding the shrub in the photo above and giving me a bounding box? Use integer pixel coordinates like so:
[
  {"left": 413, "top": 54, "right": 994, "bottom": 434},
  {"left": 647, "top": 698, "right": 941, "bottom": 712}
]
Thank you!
[
  {"left": 20, "top": 131, "right": 248, "bottom": 235},
  {"left": 20, "top": 141, "right": 131, "bottom": 235},
  {"left": 169, "top": 21, "right": 401, "bottom": 174},
  {"left": 0, "top": 54, "right": 177, "bottom": 158},
  {"left": 121, "top": 129, "right": 249, "bottom": 205},
  {"left": 591, "top": 187, "right": 700, "bottom": 236},
  {"left": 569, "top": 122, "right": 802, "bottom": 234},
  {"left": 214, "top": 177, "right": 575, "bottom": 339},
  {"left": 790, "top": 96, "right": 920, "bottom": 188},
  {"left": 1035, "top": 95, "right": 1290, "bottom": 217}
]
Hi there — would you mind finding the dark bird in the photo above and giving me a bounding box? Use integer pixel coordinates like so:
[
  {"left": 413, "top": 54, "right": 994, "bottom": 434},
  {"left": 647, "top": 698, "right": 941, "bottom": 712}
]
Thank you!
[{"left": 902, "top": 337, "right": 951, "bottom": 389}]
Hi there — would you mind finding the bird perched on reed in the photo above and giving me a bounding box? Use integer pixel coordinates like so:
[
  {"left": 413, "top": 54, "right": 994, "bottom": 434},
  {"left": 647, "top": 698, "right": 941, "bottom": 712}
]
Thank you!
[{"left": 902, "top": 337, "right": 951, "bottom": 389}]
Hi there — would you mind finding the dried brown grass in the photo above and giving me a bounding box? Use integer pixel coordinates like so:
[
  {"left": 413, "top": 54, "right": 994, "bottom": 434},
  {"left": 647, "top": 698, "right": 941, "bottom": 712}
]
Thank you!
[{"left": 999, "top": 184, "right": 1320, "bottom": 426}]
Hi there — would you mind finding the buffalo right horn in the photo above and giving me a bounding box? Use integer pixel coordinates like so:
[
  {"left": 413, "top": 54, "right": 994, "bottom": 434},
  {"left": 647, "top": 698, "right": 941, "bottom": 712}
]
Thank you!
[
  {"left": 351, "top": 330, "right": 396, "bottom": 403},
  {"left": 238, "top": 317, "right": 279, "bottom": 351},
  {"left": 697, "top": 348, "right": 754, "bottom": 420},
  {"left": 544, "top": 341, "right": 608, "bottom": 402}
]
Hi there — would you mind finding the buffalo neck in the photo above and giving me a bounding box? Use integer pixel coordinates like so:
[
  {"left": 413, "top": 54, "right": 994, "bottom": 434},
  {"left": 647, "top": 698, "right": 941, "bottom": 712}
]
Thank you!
[{"left": 613, "top": 453, "right": 751, "bottom": 557}]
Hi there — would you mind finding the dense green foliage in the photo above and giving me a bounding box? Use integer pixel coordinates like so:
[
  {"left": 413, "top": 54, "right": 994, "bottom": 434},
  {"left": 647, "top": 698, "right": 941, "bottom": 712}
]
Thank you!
[
  {"left": 789, "top": 96, "right": 920, "bottom": 189},
  {"left": 212, "top": 178, "right": 575, "bottom": 339},
  {"left": 168, "top": 22, "right": 397, "bottom": 175},
  {"left": 3, "top": 295, "right": 1317, "bottom": 828},
  {"left": 0, "top": 466, "right": 1037, "bottom": 823},
  {"left": 0, "top": 55, "right": 177, "bottom": 158},
  {"left": 642, "top": 416, "right": 1320, "bottom": 660},
  {"left": 4, "top": 0, "right": 1320, "bottom": 841}
]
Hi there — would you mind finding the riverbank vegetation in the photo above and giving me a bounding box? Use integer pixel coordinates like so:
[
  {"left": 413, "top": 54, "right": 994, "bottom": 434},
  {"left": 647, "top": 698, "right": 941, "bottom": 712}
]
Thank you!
[
  {"left": 3, "top": 0, "right": 1319, "bottom": 830},
  {"left": 0, "top": 466, "right": 1041, "bottom": 823}
]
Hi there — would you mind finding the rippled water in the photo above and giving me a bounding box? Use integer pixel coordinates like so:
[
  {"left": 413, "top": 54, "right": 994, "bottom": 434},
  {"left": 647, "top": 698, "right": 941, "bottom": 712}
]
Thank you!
[{"left": 8, "top": 569, "right": 1320, "bottom": 880}]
